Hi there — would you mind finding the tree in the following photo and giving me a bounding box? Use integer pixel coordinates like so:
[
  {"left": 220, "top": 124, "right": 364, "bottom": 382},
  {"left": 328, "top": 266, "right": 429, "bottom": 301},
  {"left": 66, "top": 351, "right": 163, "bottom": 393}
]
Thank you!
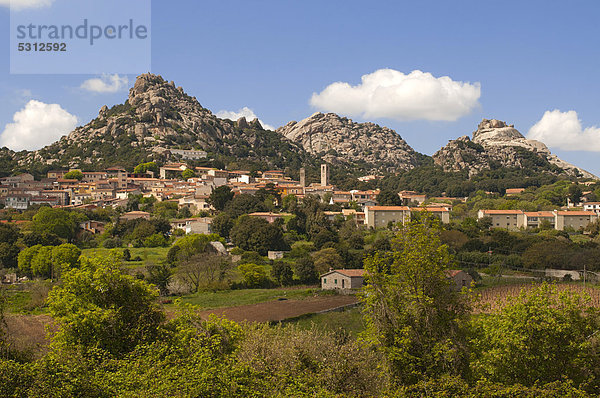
[
  {"left": 568, "top": 184, "right": 583, "bottom": 204},
  {"left": 0, "top": 242, "right": 19, "bottom": 269},
  {"left": 255, "top": 183, "right": 281, "bottom": 209},
  {"left": 282, "top": 194, "right": 298, "bottom": 212},
  {"left": 212, "top": 212, "right": 234, "bottom": 239},
  {"left": 18, "top": 245, "right": 42, "bottom": 276},
  {"left": 377, "top": 189, "right": 402, "bottom": 206},
  {"left": 133, "top": 161, "right": 158, "bottom": 175},
  {"left": 208, "top": 186, "right": 234, "bottom": 211},
  {"left": 30, "top": 246, "right": 54, "bottom": 277},
  {"left": 294, "top": 256, "right": 318, "bottom": 284},
  {"left": 312, "top": 228, "right": 338, "bottom": 249},
  {"left": 181, "top": 169, "right": 196, "bottom": 180},
  {"left": 144, "top": 233, "right": 168, "bottom": 248},
  {"left": 51, "top": 243, "right": 81, "bottom": 275},
  {"left": 0, "top": 223, "right": 19, "bottom": 245},
  {"left": 271, "top": 261, "right": 293, "bottom": 286},
  {"left": 238, "top": 263, "right": 269, "bottom": 288},
  {"left": 223, "top": 194, "right": 267, "bottom": 218},
  {"left": 154, "top": 201, "right": 179, "bottom": 219},
  {"left": 471, "top": 283, "right": 600, "bottom": 390},
  {"left": 31, "top": 207, "right": 80, "bottom": 241},
  {"left": 64, "top": 170, "right": 83, "bottom": 180},
  {"left": 146, "top": 263, "right": 173, "bottom": 296},
  {"left": 22, "top": 231, "right": 61, "bottom": 247},
  {"left": 177, "top": 253, "right": 231, "bottom": 292},
  {"left": 230, "top": 215, "right": 288, "bottom": 255},
  {"left": 46, "top": 251, "right": 165, "bottom": 356},
  {"left": 522, "top": 240, "right": 573, "bottom": 269},
  {"left": 361, "top": 215, "right": 471, "bottom": 384},
  {"left": 312, "top": 248, "right": 344, "bottom": 275},
  {"left": 170, "top": 233, "right": 224, "bottom": 264}
]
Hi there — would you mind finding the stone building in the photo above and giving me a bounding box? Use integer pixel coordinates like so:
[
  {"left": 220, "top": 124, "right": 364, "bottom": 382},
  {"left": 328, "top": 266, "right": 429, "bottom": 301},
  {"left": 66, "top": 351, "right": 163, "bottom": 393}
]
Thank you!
[{"left": 321, "top": 269, "right": 365, "bottom": 290}]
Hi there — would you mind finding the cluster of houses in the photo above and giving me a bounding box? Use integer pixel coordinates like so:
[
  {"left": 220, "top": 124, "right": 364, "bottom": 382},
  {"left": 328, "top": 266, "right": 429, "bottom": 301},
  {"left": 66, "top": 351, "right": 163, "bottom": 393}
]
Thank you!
[
  {"left": 0, "top": 164, "right": 380, "bottom": 212},
  {"left": 477, "top": 209, "right": 599, "bottom": 231},
  {"left": 2, "top": 163, "right": 598, "bottom": 234}
]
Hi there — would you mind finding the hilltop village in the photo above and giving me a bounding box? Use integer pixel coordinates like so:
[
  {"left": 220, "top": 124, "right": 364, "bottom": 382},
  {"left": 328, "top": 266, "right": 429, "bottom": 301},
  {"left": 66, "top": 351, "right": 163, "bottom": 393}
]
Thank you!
[{"left": 2, "top": 157, "right": 599, "bottom": 233}]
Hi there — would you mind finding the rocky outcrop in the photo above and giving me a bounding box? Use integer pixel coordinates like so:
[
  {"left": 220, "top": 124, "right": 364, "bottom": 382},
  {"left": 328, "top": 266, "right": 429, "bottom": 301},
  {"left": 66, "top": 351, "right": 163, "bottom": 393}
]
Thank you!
[
  {"left": 16, "top": 73, "right": 309, "bottom": 170},
  {"left": 277, "top": 112, "right": 419, "bottom": 171},
  {"left": 433, "top": 119, "right": 597, "bottom": 179}
]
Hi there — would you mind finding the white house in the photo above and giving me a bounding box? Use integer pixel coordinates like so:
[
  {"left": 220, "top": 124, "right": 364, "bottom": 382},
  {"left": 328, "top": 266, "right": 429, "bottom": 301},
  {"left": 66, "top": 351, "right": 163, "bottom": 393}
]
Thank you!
[{"left": 170, "top": 217, "right": 212, "bottom": 234}]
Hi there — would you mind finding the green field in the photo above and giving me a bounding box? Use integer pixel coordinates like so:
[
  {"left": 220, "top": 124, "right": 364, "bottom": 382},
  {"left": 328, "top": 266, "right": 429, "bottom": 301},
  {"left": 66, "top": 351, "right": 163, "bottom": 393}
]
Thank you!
[
  {"left": 176, "top": 287, "right": 329, "bottom": 310},
  {"left": 2, "top": 281, "right": 54, "bottom": 315},
  {"left": 287, "top": 306, "right": 365, "bottom": 336}
]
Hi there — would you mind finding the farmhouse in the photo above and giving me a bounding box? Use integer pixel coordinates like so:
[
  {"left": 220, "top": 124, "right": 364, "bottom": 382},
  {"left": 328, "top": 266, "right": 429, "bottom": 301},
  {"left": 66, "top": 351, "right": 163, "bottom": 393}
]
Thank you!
[
  {"left": 446, "top": 270, "right": 473, "bottom": 290},
  {"left": 321, "top": 269, "right": 365, "bottom": 290}
]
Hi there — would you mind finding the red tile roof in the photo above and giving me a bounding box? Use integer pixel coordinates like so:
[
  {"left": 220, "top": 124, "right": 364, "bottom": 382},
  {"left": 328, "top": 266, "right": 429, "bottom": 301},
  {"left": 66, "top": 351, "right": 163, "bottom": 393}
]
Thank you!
[
  {"left": 367, "top": 206, "right": 411, "bottom": 211},
  {"left": 556, "top": 211, "right": 597, "bottom": 216},
  {"left": 480, "top": 210, "right": 524, "bottom": 215}
]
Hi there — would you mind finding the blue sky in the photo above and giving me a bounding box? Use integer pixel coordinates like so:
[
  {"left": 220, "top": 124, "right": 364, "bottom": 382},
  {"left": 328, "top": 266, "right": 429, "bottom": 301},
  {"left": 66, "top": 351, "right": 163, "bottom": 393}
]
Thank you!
[{"left": 1, "top": 0, "right": 600, "bottom": 175}]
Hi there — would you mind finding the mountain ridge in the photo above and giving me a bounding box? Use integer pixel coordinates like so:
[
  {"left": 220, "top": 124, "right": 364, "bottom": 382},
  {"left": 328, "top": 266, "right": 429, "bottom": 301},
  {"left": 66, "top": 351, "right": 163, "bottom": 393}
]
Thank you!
[
  {"left": 1, "top": 74, "right": 596, "bottom": 183},
  {"left": 276, "top": 112, "right": 421, "bottom": 171},
  {"left": 433, "top": 118, "right": 597, "bottom": 179}
]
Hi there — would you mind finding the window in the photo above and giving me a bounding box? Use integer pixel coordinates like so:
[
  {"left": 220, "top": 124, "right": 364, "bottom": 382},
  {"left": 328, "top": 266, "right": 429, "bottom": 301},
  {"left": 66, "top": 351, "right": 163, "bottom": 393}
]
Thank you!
[
  {"left": 334, "top": 279, "right": 338, "bottom": 284},
  {"left": 323, "top": 278, "right": 327, "bottom": 284}
]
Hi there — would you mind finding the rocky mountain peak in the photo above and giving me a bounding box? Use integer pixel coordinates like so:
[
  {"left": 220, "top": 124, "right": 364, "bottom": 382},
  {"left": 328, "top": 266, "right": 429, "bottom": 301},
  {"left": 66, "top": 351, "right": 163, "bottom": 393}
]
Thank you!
[
  {"left": 277, "top": 112, "right": 420, "bottom": 171},
  {"left": 472, "top": 118, "right": 525, "bottom": 144},
  {"left": 15, "top": 73, "right": 309, "bottom": 171},
  {"left": 433, "top": 118, "right": 597, "bottom": 179}
]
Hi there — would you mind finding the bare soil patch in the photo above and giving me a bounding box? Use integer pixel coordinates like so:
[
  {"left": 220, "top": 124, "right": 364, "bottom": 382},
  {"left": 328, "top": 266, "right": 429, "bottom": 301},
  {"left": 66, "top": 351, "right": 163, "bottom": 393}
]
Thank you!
[
  {"left": 4, "top": 314, "right": 54, "bottom": 357},
  {"left": 199, "top": 294, "right": 359, "bottom": 323}
]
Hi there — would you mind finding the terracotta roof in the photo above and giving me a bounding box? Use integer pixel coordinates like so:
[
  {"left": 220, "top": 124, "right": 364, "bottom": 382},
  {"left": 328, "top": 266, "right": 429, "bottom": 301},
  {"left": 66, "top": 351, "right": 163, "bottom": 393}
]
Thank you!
[
  {"left": 556, "top": 211, "right": 597, "bottom": 216},
  {"left": 248, "top": 212, "right": 291, "bottom": 217},
  {"left": 446, "top": 269, "right": 464, "bottom": 277},
  {"left": 480, "top": 210, "right": 524, "bottom": 215},
  {"left": 367, "top": 206, "right": 411, "bottom": 211},
  {"left": 122, "top": 211, "right": 150, "bottom": 216},
  {"left": 411, "top": 207, "right": 450, "bottom": 212},
  {"left": 323, "top": 269, "right": 365, "bottom": 277},
  {"left": 524, "top": 211, "right": 554, "bottom": 217}
]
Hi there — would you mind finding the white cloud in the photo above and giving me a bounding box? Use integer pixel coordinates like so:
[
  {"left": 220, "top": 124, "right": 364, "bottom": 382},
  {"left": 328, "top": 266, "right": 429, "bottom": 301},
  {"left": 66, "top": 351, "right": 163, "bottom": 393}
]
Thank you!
[
  {"left": 0, "top": 100, "right": 77, "bottom": 151},
  {"left": 527, "top": 110, "right": 600, "bottom": 152},
  {"left": 0, "top": 0, "right": 54, "bottom": 10},
  {"left": 310, "top": 69, "right": 481, "bottom": 122},
  {"left": 216, "top": 107, "right": 275, "bottom": 130},
  {"left": 80, "top": 74, "right": 129, "bottom": 94}
]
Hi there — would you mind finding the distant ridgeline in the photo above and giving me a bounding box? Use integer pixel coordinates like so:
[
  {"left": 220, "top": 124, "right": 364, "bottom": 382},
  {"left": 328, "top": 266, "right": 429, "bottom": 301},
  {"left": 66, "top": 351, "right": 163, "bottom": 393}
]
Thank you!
[{"left": 2, "top": 74, "right": 596, "bottom": 196}]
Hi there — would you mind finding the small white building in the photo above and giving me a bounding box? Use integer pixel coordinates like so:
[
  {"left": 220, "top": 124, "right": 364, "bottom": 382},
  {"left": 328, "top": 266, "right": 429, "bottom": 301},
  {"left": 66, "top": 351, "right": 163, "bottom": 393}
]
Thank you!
[
  {"left": 321, "top": 269, "right": 365, "bottom": 290},
  {"left": 170, "top": 218, "right": 212, "bottom": 235},
  {"left": 268, "top": 251, "right": 285, "bottom": 260}
]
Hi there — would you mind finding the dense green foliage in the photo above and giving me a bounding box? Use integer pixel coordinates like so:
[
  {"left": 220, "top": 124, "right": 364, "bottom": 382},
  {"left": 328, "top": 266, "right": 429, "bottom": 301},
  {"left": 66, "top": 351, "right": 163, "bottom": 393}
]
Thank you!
[
  {"left": 362, "top": 215, "right": 471, "bottom": 384},
  {"left": 47, "top": 252, "right": 165, "bottom": 356}
]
